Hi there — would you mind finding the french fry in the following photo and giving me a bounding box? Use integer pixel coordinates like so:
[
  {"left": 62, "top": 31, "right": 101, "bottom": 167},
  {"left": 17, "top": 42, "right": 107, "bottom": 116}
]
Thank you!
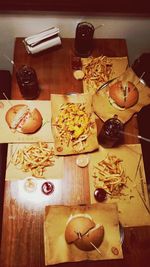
[
  {"left": 53, "top": 103, "right": 94, "bottom": 152},
  {"left": 82, "top": 56, "right": 113, "bottom": 90},
  {"left": 11, "top": 142, "right": 55, "bottom": 178},
  {"left": 93, "top": 154, "right": 128, "bottom": 196}
]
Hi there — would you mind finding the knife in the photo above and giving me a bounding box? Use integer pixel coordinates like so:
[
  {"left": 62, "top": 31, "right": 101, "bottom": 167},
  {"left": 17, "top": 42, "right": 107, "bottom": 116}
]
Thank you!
[
  {"left": 133, "top": 156, "right": 150, "bottom": 214},
  {"left": 96, "top": 77, "right": 117, "bottom": 93},
  {"left": 136, "top": 187, "right": 150, "bottom": 214},
  {"left": 139, "top": 164, "right": 146, "bottom": 201}
]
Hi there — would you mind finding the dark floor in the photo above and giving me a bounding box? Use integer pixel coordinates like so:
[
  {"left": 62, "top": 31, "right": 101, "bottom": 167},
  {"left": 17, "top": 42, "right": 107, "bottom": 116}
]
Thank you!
[{"left": 137, "top": 104, "right": 150, "bottom": 185}]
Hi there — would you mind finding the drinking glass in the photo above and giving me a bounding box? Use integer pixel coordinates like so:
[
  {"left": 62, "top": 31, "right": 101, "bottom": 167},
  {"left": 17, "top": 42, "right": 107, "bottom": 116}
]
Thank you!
[
  {"left": 75, "top": 22, "right": 95, "bottom": 57},
  {"left": 98, "top": 116, "right": 124, "bottom": 148},
  {"left": 16, "top": 65, "right": 40, "bottom": 100}
]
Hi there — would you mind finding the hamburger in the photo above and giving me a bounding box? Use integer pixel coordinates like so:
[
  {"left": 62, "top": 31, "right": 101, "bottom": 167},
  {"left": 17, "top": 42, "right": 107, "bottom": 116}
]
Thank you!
[
  {"left": 108, "top": 81, "right": 139, "bottom": 109},
  {"left": 5, "top": 104, "right": 43, "bottom": 134},
  {"left": 65, "top": 213, "right": 104, "bottom": 251}
]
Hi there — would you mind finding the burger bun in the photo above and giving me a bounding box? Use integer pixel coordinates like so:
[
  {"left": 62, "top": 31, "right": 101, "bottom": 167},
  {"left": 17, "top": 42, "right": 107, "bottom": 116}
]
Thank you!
[
  {"left": 5, "top": 104, "right": 42, "bottom": 134},
  {"left": 21, "top": 108, "right": 42, "bottom": 133},
  {"left": 74, "top": 224, "right": 104, "bottom": 251},
  {"left": 65, "top": 214, "right": 95, "bottom": 244},
  {"left": 65, "top": 213, "right": 104, "bottom": 251},
  {"left": 109, "top": 81, "right": 139, "bottom": 109}
]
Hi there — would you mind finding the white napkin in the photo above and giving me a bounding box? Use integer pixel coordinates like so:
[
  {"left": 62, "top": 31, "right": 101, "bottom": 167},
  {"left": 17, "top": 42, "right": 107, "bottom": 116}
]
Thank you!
[
  {"left": 24, "top": 36, "right": 61, "bottom": 54},
  {"left": 23, "top": 27, "right": 61, "bottom": 54}
]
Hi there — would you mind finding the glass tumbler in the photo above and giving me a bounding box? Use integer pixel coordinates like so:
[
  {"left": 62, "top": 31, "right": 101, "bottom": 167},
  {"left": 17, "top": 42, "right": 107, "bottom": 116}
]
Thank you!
[
  {"left": 98, "top": 116, "right": 124, "bottom": 148},
  {"left": 16, "top": 65, "right": 40, "bottom": 100},
  {"left": 75, "top": 22, "right": 95, "bottom": 57}
]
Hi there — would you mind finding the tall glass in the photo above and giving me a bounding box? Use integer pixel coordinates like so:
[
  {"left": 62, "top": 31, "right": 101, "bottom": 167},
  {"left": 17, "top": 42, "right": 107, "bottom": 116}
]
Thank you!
[
  {"left": 98, "top": 117, "right": 124, "bottom": 148},
  {"left": 16, "top": 65, "right": 40, "bottom": 100},
  {"left": 75, "top": 22, "right": 95, "bottom": 57}
]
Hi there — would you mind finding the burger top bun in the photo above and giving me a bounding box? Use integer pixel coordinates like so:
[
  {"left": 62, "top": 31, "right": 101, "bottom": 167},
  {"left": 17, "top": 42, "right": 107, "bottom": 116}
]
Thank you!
[
  {"left": 65, "top": 214, "right": 95, "bottom": 244},
  {"left": 5, "top": 104, "right": 43, "bottom": 134},
  {"left": 65, "top": 213, "right": 104, "bottom": 251},
  {"left": 74, "top": 224, "right": 104, "bottom": 251},
  {"left": 21, "top": 108, "right": 42, "bottom": 134},
  {"left": 109, "top": 81, "right": 139, "bottom": 109}
]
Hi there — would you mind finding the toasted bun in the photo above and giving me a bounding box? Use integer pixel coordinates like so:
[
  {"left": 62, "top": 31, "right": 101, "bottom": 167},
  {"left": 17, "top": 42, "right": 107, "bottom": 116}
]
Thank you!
[
  {"left": 5, "top": 104, "right": 42, "bottom": 134},
  {"left": 21, "top": 108, "right": 42, "bottom": 134},
  {"left": 109, "top": 81, "right": 139, "bottom": 109},
  {"left": 65, "top": 214, "right": 95, "bottom": 244},
  {"left": 74, "top": 224, "right": 104, "bottom": 251},
  {"left": 65, "top": 213, "right": 104, "bottom": 251}
]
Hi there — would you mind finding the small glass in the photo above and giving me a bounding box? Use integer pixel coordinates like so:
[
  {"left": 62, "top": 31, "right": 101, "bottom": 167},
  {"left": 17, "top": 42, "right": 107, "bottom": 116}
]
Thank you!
[
  {"left": 16, "top": 65, "right": 40, "bottom": 100},
  {"left": 71, "top": 56, "right": 82, "bottom": 70},
  {"left": 75, "top": 22, "right": 95, "bottom": 57},
  {"left": 98, "top": 116, "right": 124, "bottom": 148}
]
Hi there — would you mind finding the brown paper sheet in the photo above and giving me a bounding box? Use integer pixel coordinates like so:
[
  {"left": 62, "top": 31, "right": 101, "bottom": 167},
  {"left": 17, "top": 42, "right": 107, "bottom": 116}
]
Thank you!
[
  {"left": 0, "top": 100, "right": 53, "bottom": 143},
  {"left": 51, "top": 93, "right": 99, "bottom": 155},
  {"left": 93, "top": 67, "right": 150, "bottom": 123},
  {"left": 89, "top": 144, "right": 150, "bottom": 227},
  {"left": 5, "top": 143, "right": 64, "bottom": 180},
  {"left": 44, "top": 203, "right": 123, "bottom": 265},
  {"left": 82, "top": 56, "right": 128, "bottom": 94}
]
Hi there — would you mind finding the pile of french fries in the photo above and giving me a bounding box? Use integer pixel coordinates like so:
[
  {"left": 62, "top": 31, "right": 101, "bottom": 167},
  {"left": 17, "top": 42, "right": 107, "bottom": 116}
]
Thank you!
[
  {"left": 54, "top": 103, "right": 93, "bottom": 152},
  {"left": 93, "top": 153, "right": 128, "bottom": 197},
  {"left": 82, "top": 56, "right": 113, "bottom": 90},
  {"left": 11, "top": 142, "right": 55, "bottom": 178}
]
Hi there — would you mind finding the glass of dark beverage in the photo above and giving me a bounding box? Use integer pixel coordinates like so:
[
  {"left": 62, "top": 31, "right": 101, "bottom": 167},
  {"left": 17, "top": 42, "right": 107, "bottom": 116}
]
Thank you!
[
  {"left": 16, "top": 65, "right": 40, "bottom": 100},
  {"left": 98, "top": 116, "right": 124, "bottom": 148},
  {"left": 75, "top": 22, "right": 95, "bottom": 57}
]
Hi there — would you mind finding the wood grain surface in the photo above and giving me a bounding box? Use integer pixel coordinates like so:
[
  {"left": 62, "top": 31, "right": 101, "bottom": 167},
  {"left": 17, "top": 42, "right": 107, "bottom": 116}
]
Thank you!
[{"left": 0, "top": 38, "right": 150, "bottom": 267}]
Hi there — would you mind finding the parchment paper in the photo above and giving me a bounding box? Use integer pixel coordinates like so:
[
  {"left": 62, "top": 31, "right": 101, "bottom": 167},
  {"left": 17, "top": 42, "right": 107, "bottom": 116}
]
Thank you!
[
  {"left": 89, "top": 144, "right": 150, "bottom": 227},
  {"left": 82, "top": 56, "right": 128, "bottom": 94},
  {"left": 0, "top": 100, "right": 53, "bottom": 143},
  {"left": 5, "top": 143, "right": 64, "bottom": 180},
  {"left": 93, "top": 67, "right": 150, "bottom": 123},
  {"left": 44, "top": 203, "right": 123, "bottom": 265},
  {"left": 51, "top": 93, "right": 99, "bottom": 155}
]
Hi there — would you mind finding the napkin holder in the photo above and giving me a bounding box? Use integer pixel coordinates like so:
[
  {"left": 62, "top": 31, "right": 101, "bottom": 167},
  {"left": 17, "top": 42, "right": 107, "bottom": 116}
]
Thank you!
[{"left": 23, "top": 27, "right": 61, "bottom": 54}]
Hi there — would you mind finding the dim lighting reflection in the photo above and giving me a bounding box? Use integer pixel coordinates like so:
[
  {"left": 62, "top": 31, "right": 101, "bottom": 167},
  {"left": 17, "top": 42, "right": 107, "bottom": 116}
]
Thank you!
[{"left": 10, "top": 177, "right": 62, "bottom": 210}]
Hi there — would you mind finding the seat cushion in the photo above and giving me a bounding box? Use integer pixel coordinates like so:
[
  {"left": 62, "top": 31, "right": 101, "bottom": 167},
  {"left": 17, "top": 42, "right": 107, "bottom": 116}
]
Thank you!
[{"left": 0, "top": 70, "right": 11, "bottom": 99}]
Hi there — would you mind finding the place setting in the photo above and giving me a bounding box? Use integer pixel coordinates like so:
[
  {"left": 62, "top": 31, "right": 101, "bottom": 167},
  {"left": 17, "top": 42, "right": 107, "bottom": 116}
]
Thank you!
[
  {"left": 5, "top": 142, "right": 64, "bottom": 180},
  {"left": 88, "top": 143, "right": 150, "bottom": 227},
  {"left": 4, "top": 141, "right": 64, "bottom": 209},
  {"left": 44, "top": 203, "right": 123, "bottom": 265},
  {"left": 92, "top": 67, "right": 150, "bottom": 123},
  {"left": 0, "top": 99, "right": 53, "bottom": 143}
]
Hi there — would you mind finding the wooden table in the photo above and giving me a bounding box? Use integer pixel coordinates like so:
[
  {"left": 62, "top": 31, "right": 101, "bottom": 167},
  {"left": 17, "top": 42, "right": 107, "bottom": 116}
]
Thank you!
[{"left": 0, "top": 38, "right": 150, "bottom": 267}]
